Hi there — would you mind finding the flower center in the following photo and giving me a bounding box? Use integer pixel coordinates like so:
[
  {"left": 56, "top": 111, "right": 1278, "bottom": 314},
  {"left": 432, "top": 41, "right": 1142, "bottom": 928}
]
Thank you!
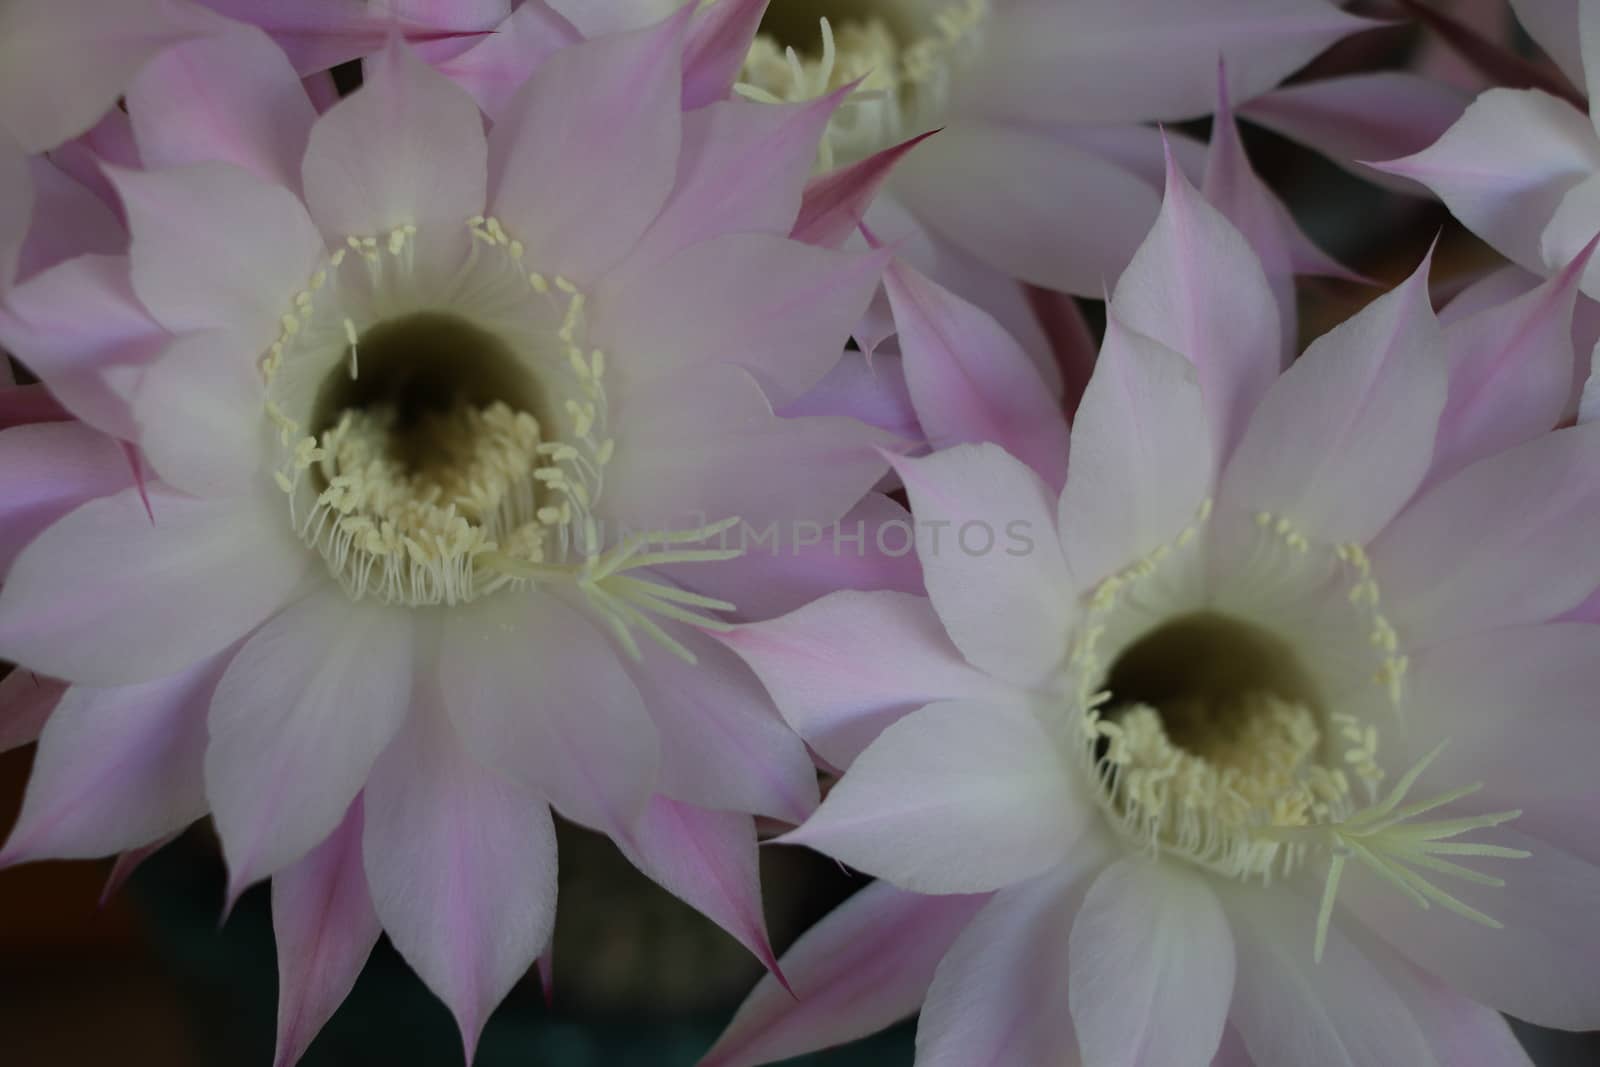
[
  {"left": 253, "top": 219, "right": 741, "bottom": 659},
  {"left": 1065, "top": 502, "right": 1528, "bottom": 959},
  {"left": 738, "top": 0, "right": 988, "bottom": 170}
]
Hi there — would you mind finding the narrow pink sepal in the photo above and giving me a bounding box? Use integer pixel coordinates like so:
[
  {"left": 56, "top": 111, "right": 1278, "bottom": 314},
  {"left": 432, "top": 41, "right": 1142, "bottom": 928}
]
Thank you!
[
  {"left": 536, "top": 946, "right": 554, "bottom": 1008},
  {"left": 1025, "top": 285, "right": 1096, "bottom": 420},
  {"left": 682, "top": 0, "right": 769, "bottom": 109},
  {"left": 100, "top": 832, "right": 178, "bottom": 906},
  {"left": 272, "top": 798, "right": 381, "bottom": 1067},
  {"left": 617, "top": 796, "right": 789, "bottom": 991},
  {"left": 884, "top": 257, "right": 1071, "bottom": 490},
  {"left": 699, "top": 882, "right": 988, "bottom": 1067},
  {"left": 0, "top": 669, "right": 65, "bottom": 754},
  {"left": 790, "top": 132, "right": 937, "bottom": 249},
  {"left": 121, "top": 440, "right": 153, "bottom": 524}
]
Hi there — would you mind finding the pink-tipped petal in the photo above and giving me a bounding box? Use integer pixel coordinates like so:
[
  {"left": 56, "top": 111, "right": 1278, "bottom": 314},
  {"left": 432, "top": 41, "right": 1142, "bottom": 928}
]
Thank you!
[
  {"left": 0, "top": 653, "right": 230, "bottom": 864},
  {"left": 885, "top": 258, "right": 1070, "bottom": 490},
  {"left": 1060, "top": 317, "right": 1213, "bottom": 588},
  {"left": 791, "top": 133, "right": 935, "bottom": 249},
  {"left": 0, "top": 486, "right": 309, "bottom": 686},
  {"left": 682, "top": 0, "right": 768, "bottom": 108},
  {"left": 624, "top": 94, "right": 839, "bottom": 271},
  {"left": 302, "top": 37, "right": 488, "bottom": 257},
  {"left": 1372, "top": 422, "right": 1600, "bottom": 643},
  {"left": 891, "top": 445, "right": 1075, "bottom": 686},
  {"left": 719, "top": 590, "right": 1008, "bottom": 771},
  {"left": 1068, "top": 859, "right": 1234, "bottom": 1067},
  {"left": 126, "top": 24, "right": 315, "bottom": 193},
  {"left": 1378, "top": 89, "right": 1599, "bottom": 272},
  {"left": 916, "top": 837, "right": 1111, "bottom": 1067},
  {"left": 1219, "top": 252, "right": 1447, "bottom": 546},
  {"left": 0, "top": 669, "right": 65, "bottom": 755},
  {"left": 441, "top": 588, "right": 658, "bottom": 836},
  {"left": 0, "top": 254, "right": 170, "bottom": 441},
  {"left": 0, "top": 131, "right": 33, "bottom": 287},
  {"left": 1429, "top": 240, "right": 1595, "bottom": 486},
  {"left": 616, "top": 797, "right": 782, "bottom": 976},
  {"left": 778, "top": 352, "right": 921, "bottom": 444},
  {"left": 207, "top": 586, "right": 415, "bottom": 899},
  {"left": 782, "top": 698, "right": 1085, "bottom": 894},
  {"left": 100, "top": 832, "right": 179, "bottom": 906},
  {"left": 1540, "top": 172, "right": 1600, "bottom": 299},
  {"left": 1241, "top": 73, "right": 1470, "bottom": 195},
  {"left": 701, "top": 882, "right": 988, "bottom": 1067},
  {"left": 597, "top": 234, "right": 887, "bottom": 403},
  {"left": 111, "top": 162, "right": 326, "bottom": 344},
  {"left": 431, "top": 2, "right": 579, "bottom": 121},
  {"left": 1112, "top": 150, "right": 1280, "bottom": 461},
  {"left": 363, "top": 692, "right": 558, "bottom": 1061},
  {"left": 625, "top": 627, "right": 818, "bottom": 825},
  {"left": 892, "top": 122, "right": 1161, "bottom": 297},
  {"left": 0, "top": 421, "right": 129, "bottom": 574},
  {"left": 271, "top": 798, "right": 381, "bottom": 1067},
  {"left": 1221, "top": 886, "right": 1436, "bottom": 1066},
  {"left": 16, "top": 156, "right": 125, "bottom": 283},
  {"left": 488, "top": 7, "right": 689, "bottom": 286}
]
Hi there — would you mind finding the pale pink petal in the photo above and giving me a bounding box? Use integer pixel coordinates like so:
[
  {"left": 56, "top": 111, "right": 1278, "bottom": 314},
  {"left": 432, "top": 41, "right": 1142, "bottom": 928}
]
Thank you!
[
  {"left": 208, "top": 587, "right": 414, "bottom": 898},
  {"left": 1111, "top": 151, "right": 1280, "bottom": 460},
  {"left": 101, "top": 832, "right": 179, "bottom": 905},
  {"left": 302, "top": 37, "right": 487, "bottom": 258},
  {"left": 16, "top": 157, "right": 125, "bottom": 282},
  {"left": 0, "top": 254, "right": 169, "bottom": 440},
  {"left": 488, "top": 8, "right": 689, "bottom": 286},
  {"left": 1429, "top": 242, "right": 1593, "bottom": 486},
  {"left": 440, "top": 588, "right": 658, "bottom": 836},
  {"left": 1047, "top": 124, "right": 1208, "bottom": 193},
  {"left": 1371, "top": 422, "right": 1600, "bottom": 643},
  {"left": 126, "top": 24, "right": 315, "bottom": 192},
  {"left": 791, "top": 135, "right": 934, "bottom": 249},
  {"left": 885, "top": 258, "right": 1070, "bottom": 489},
  {"left": 601, "top": 367, "right": 897, "bottom": 530},
  {"left": 719, "top": 590, "right": 1010, "bottom": 771},
  {"left": 916, "top": 837, "right": 1112, "bottom": 1067},
  {"left": 892, "top": 445, "right": 1074, "bottom": 686},
  {"left": 1221, "top": 885, "right": 1436, "bottom": 1066},
  {"left": 0, "top": 652, "right": 230, "bottom": 864},
  {"left": 701, "top": 882, "right": 988, "bottom": 1067},
  {"left": 363, "top": 692, "right": 558, "bottom": 1060},
  {"left": 891, "top": 122, "right": 1161, "bottom": 297},
  {"left": 111, "top": 163, "right": 326, "bottom": 343},
  {"left": 1240, "top": 73, "right": 1470, "bottom": 195},
  {"left": 778, "top": 350, "right": 920, "bottom": 442},
  {"left": 1583, "top": 3, "right": 1600, "bottom": 118},
  {"left": 0, "top": 0, "right": 208, "bottom": 152},
  {"left": 1438, "top": 265, "right": 1542, "bottom": 327},
  {"left": 681, "top": 0, "right": 766, "bottom": 108},
  {"left": 1404, "top": 624, "right": 1600, "bottom": 868},
  {"left": 1340, "top": 827, "right": 1600, "bottom": 1031},
  {"left": 623, "top": 94, "right": 838, "bottom": 271},
  {"left": 132, "top": 331, "right": 266, "bottom": 499},
  {"left": 0, "top": 669, "right": 65, "bottom": 755},
  {"left": 543, "top": 0, "right": 676, "bottom": 36},
  {"left": 0, "top": 132, "right": 33, "bottom": 286},
  {"left": 1370, "top": 953, "right": 1534, "bottom": 1067},
  {"left": 0, "top": 421, "right": 128, "bottom": 573},
  {"left": 271, "top": 797, "right": 381, "bottom": 1067},
  {"left": 1540, "top": 172, "right": 1600, "bottom": 298},
  {"left": 1378, "top": 89, "right": 1600, "bottom": 272},
  {"left": 615, "top": 797, "right": 781, "bottom": 976},
  {"left": 1510, "top": 0, "right": 1586, "bottom": 89},
  {"left": 196, "top": 0, "right": 495, "bottom": 73},
  {"left": 594, "top": 234, "right": 887, "bottom": 403},
  {"left": 431, "top": 2, "right": 579, "bottom": 121},
  {"left": 1069, "top": 859, "right": 1233, "bottom": 1067},
  {"left": 1060, "top": 317, "right": 1213, "bottom": 588},
  {"left": 781, "top": 698, "right": 1085, "bottom": 894},
  {"left": 663, "top": 492, "right": 924, "bottom": 624},
  {"left": 0, "top": 486, "right": 309, "bottom": 686},
  {"left": 623, "top": 627, "right": 817, "bottom": 824},
  {"left": 959, "top": 0, "right": 1372, "bottom": 125},
  {"left": 1026, "top": 286, "right": 1096, "bottom": 415},
  {"left": 1219, "top": 254, "right": 1447, "bottom": 546}
]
